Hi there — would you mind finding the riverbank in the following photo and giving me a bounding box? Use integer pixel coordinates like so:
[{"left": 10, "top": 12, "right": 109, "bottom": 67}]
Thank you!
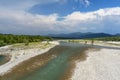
[
  {"left": 63, "top": 40, "right": 120, "bottom": 48},
  {"left": 0, "top": 40, "right": 120, "bottom": 80},
  {"left": 0, "top": 46, "right": 11, "bottom": 66},
  {"left": 0, "top": 42, "right": 89, "bottom": 80},
  {"left": 0, "top": 45, "right": 71, "bottom": 80},
  {"left": 0, "top": 41, "right": 59, "bottom": 75},
  {"left": 71, "top": 43, "right": 120, "bottom": 80}
]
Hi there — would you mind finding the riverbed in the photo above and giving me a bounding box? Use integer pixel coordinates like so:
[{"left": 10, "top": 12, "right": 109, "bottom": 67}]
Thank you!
[{"left": 0, "top": 42, "right": 90, "bottom": 80}]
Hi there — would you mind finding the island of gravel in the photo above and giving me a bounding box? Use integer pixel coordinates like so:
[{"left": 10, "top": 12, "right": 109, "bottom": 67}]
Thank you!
[{"left": 70, "top": 41, "right": 120, "bottom": 80}]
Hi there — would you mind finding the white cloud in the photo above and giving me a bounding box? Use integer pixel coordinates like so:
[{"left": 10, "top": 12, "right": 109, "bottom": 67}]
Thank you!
[
  {"left": 0, "top": 8, "right": 59, "bottom": 34},
  {"left": 65, "top": 12, "right": 96, "bottom": 21},
  {"left": 84, "top": 0, "right": 90, "bottom": 6},
  {"left": 0, "top": 4, "right": 120, "bottom": 35},
  {"left": 80, "top": 0, "right": 90, "bottom": 7},
  {"left": 64, "top": 7, "right": 120, "bottom": 22},
  {"left": 94, "top": 7, "right": 120, "bottom": 17},
  {"left": 60, "top": 7, "right": 120, "bottom": 33}
]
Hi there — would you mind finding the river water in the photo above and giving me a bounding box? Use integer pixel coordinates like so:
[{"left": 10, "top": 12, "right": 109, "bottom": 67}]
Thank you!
[
  {"left": 1, "top": 42, "right": 90, "bottom": 80},
  {"left": 0, "top": 55, "right": 9, "bottom": 66}
]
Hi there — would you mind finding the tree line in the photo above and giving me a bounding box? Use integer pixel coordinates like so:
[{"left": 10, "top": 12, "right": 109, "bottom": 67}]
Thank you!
[
  {"left": 95, "top": 36, "right": 120, "bottom": 41},
  {"left": 0, "top": 34, "right": 53, "bottom": 47}
]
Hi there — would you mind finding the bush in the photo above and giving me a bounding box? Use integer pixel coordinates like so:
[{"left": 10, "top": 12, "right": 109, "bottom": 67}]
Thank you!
[
  {"left": 24, "top": 39, "right": 29, "bottom": 46},
  {"left": 0, "top": 40, "right": 6, "bottom": 47}
]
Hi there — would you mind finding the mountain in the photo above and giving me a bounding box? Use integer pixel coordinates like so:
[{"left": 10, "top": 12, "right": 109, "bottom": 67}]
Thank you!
[
  {"left": 48, "top": 32, "right": 113, "bottom": 39},
  {"left": 115, "top": 33, "right": 120, "bottom": 36}
]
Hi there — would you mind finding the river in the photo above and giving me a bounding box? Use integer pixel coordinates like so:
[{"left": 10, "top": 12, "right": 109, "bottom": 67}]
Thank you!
[
  {"left": 0, "top": 55, "right": 10, "bottom": 66},
  {"left": 1, "top": 42, "right": 90, "bottom": 80}
]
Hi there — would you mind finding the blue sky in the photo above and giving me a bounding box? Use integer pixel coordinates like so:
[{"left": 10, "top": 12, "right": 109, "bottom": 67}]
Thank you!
[
  {"left": 29, "top": 0, "right": 120, "bottom": 16},
  {"left": 0, "top": 0, "right": 120, "bottom": 35}
]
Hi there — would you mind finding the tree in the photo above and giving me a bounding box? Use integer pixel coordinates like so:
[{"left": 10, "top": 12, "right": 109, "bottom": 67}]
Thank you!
[
  {"left": 0, "top": 34, "right": 53, "bottom": 47},
  {"left": 0, "top": 40, "right": 5, "bottom": 47},
  {"left": 24, "top": 39, "right": 29, "bottom": 46}
]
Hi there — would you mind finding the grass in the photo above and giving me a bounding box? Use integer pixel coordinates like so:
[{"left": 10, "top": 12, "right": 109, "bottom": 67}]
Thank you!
[{"left": 10, "top": 42, "right": 53, "bottom": 50}]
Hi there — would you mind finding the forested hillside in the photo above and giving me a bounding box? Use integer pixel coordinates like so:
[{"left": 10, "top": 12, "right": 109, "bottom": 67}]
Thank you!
[{"left": 0, "top": 34, "right": 52, "bottom": 46}]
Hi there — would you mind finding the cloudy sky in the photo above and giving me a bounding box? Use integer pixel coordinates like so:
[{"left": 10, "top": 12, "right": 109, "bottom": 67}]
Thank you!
[{"left": 0, "top": 0, "right": 120, "bottom": 35}]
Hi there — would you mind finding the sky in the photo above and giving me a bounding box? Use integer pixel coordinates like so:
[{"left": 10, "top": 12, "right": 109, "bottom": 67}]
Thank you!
[{"left": 0, "top": 0, "right": 120, "bottom": 35}]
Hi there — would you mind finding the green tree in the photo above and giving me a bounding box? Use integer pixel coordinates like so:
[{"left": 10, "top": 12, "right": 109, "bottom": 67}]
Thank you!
[{"left": 0, "top": 40, "right": 5, "bottom": 47}]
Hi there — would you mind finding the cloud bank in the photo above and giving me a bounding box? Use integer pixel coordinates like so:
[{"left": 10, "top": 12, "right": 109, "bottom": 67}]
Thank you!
[{"left": 0, "top": 0, "right": 120, "bottom": 35}]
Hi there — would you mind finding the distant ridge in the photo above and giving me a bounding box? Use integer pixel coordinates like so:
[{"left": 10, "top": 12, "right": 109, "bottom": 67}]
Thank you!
[
  {"left": 115, "top": 33, "right": 120, "bottom": 36},
  {"left": 48, "top": 32, "right": 117, "bottom": 39}
]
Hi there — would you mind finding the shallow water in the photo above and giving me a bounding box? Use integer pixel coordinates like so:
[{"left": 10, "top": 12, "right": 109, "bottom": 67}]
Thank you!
[
  {"left": 0, "top": 55, "right": 7, "bottom": 65},
  {"left": 18, "top": 42, "right": 89, "bottom": 80},
  {"left": 1, "top": 42, "right": 90, "bottom": 80}
]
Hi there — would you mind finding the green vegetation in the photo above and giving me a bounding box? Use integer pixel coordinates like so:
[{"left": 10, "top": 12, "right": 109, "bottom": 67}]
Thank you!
[
  {"left": 11, "top": 42, "right": 53, "bottom": 49},
  {"left": 95, "top": 36, "right": 120, "bottom": 41},
  {"left": 0, "top": 34, "right": 53, "bottom": 47}
]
